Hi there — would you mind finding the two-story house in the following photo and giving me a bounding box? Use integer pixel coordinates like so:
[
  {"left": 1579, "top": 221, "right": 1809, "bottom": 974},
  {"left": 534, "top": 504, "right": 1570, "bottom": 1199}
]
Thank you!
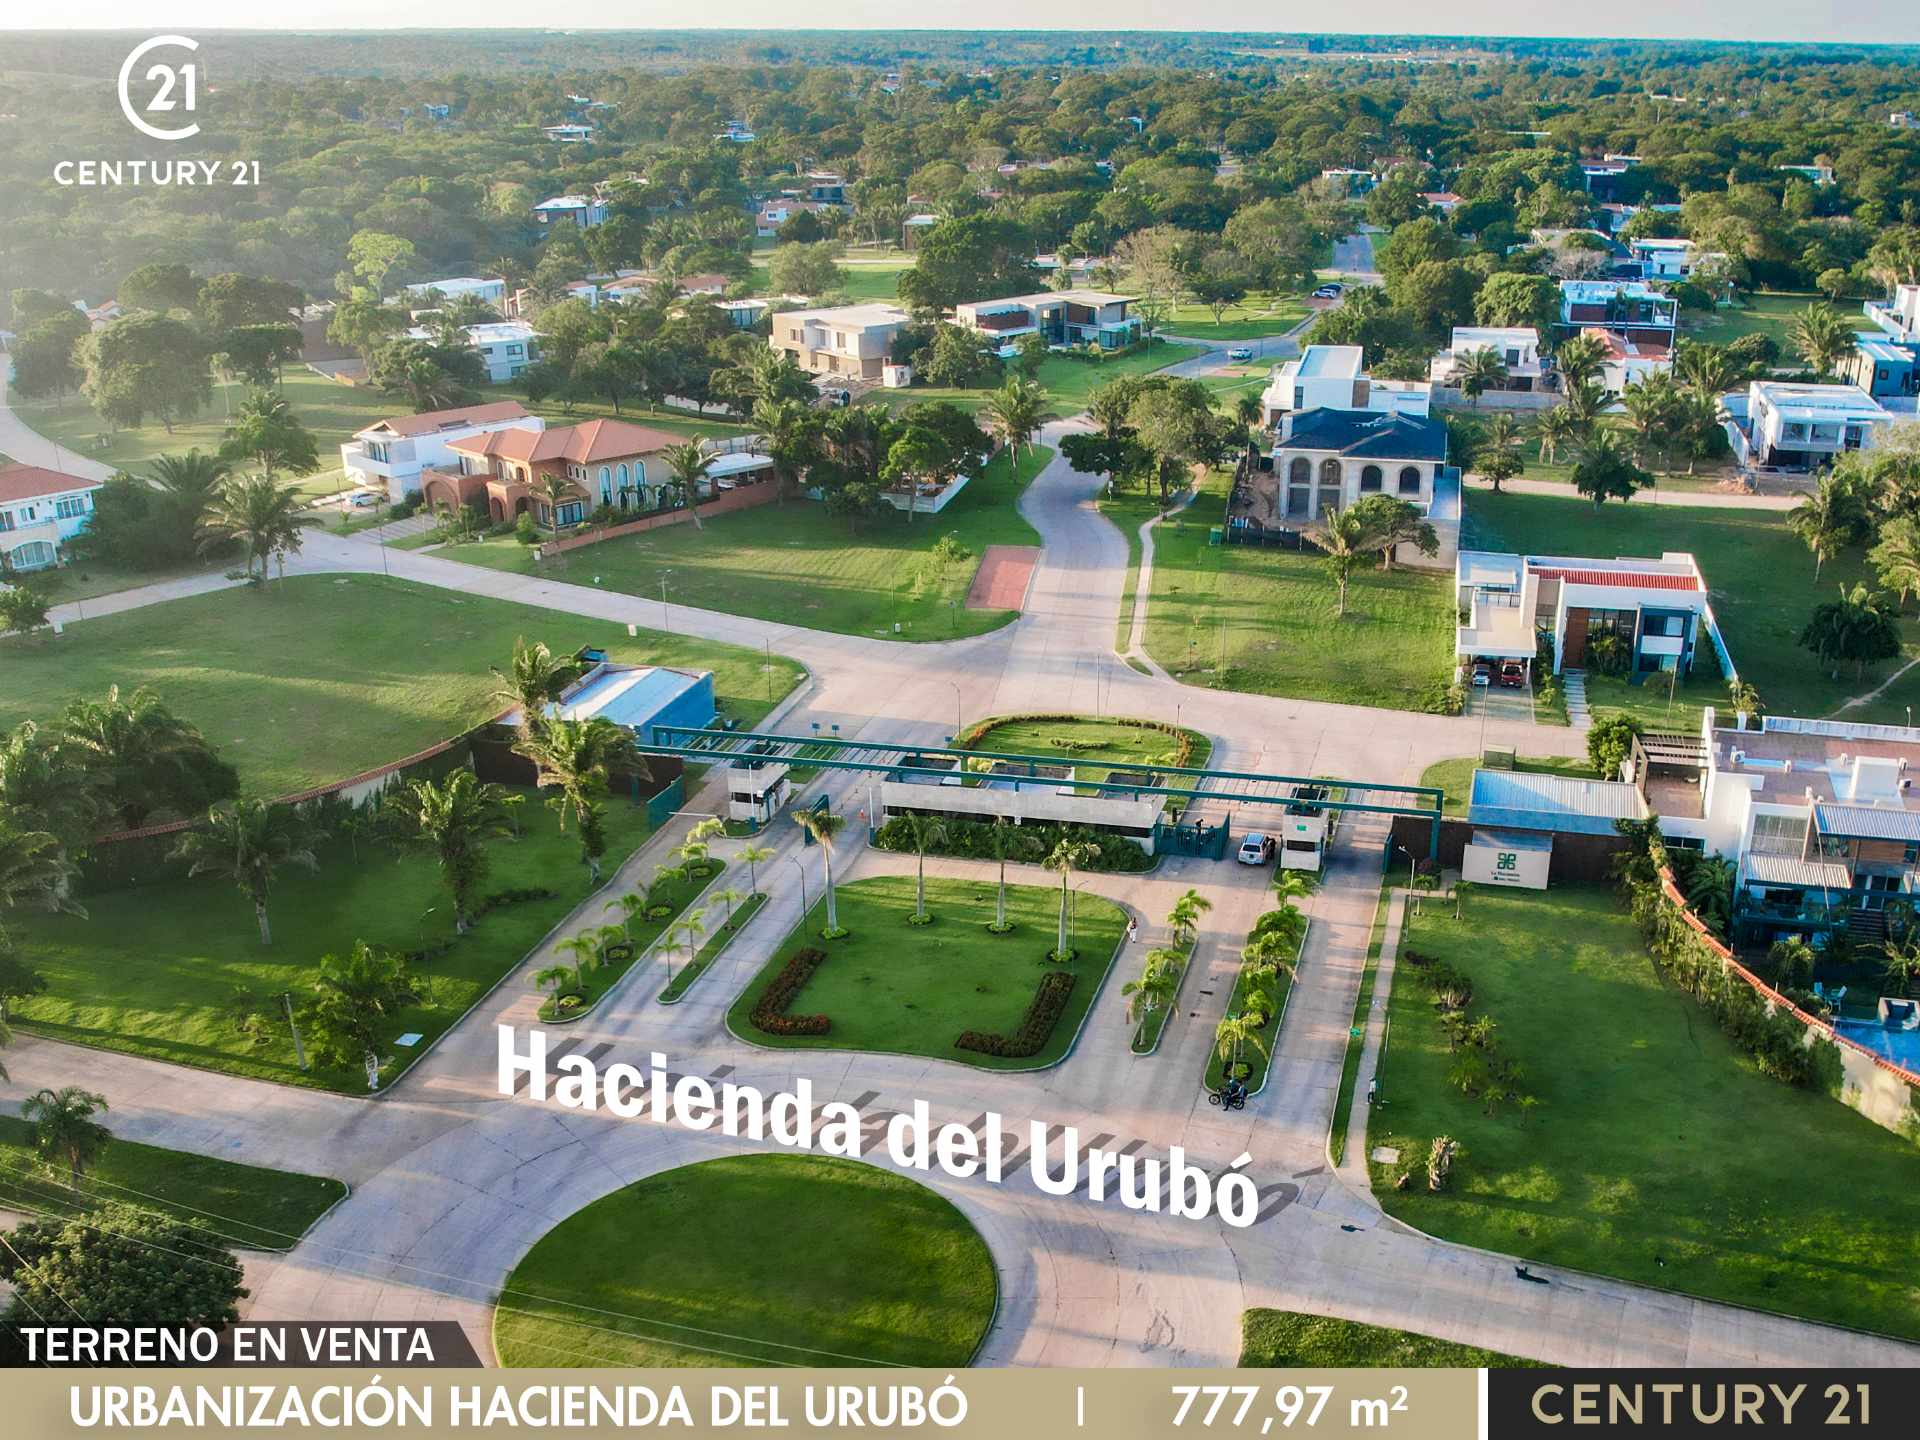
[
  {"left": 428, "top": 418, "right": 688, "bottom": 528},
  {"left": 0, "top": 464, "right": 102, "bottom": 573},
  {"left": 398, "top": 276, "right": 507, "bottom": 310},
  {"left": 404, "top": 322, "right": 538, "bottom": 384},
  {"left": 1557, "top": 279, "right": 1678, "bottom": 365},
  {"left": 1842, "top": 284, "right": 1920, "bottom": 403},
  {"left": 950, "top": 290, "right": 1143, "bottom": 356},
  {"left": 1722, "top": 381, "right": 1896, "bottom": 470},
  {"left": 1428, "top": 327, "right": 1545, "bottom": 391},
  {"left": 768, "top": 303, "right": 912, "bottom": 381},
  {"left": 339, "top": 400, "right": 540, "bottom": 503},
  {"left": 532, "top": 195, "right": 607, "bottom": 230},
  {"left": 1260, "top": 345, "right": 1430, "bottom": 426},
  {"left": 1266, "top": 408, "right": 1451, "bottom": 522}
]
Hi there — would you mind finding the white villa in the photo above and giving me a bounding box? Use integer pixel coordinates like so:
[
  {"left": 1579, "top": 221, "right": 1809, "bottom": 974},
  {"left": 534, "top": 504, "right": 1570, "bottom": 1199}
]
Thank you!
[
  {"left": 532, "top": 195, "right": 607, "bottom": 230},
  {"left": 950, "top": 290, "right": 1143, "bottom": 355},
  {"left": 1428, "top": 327, "right": 1544, "bottom": 391},
  {"left": 768, "top": 303, "right": 912, "bottom": 381},
  {"left": 1722, "top": 381, "right": 1897, "bottom": 471},
  {"left": 0, "top": 463, "right": 102, "bottom": 573},
  {"left": 1261, "top": 345, "right": 1430, "bottom": 426},
  {"left": 398, "top": 276, "right": 507, "bottom": 309},
  {"left": 339, "top": 400, "right": 543, "bottom": 504}
]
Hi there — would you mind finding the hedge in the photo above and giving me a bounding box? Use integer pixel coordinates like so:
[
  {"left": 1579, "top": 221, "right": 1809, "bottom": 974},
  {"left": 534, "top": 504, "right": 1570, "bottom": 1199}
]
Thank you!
[
  {"left": 955, "top": 969, "right": 1076, "bottom": 1058},
  {"left": 749, "top": 946, "right": 832, "bottom": 1037},
  {"left": 872, "top": 816, "right": 1152, "bottom": 872}
]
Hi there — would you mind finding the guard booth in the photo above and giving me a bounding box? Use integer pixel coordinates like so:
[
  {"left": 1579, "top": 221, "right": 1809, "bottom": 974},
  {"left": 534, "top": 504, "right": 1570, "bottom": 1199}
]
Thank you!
[{"left": 1278, "top": 784, "right": 1342, "bottom": 872}]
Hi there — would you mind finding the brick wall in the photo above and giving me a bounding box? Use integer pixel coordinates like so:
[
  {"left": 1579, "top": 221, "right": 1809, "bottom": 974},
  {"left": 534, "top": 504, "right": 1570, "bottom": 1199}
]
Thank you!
[{"left": 538, "top": 482, "right": 781, "bottom": 557}]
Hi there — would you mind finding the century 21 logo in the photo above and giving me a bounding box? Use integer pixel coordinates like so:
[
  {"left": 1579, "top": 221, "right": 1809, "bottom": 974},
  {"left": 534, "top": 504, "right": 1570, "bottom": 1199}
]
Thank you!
[{"left": 118, "top": 35, "right": 201, "bottom": 141}]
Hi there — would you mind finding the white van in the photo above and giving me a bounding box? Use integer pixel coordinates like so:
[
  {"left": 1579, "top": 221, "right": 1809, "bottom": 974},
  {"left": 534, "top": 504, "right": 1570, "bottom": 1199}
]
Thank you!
[{"left": 1237, "top": 833, "right": 1275, "bottom": 865}]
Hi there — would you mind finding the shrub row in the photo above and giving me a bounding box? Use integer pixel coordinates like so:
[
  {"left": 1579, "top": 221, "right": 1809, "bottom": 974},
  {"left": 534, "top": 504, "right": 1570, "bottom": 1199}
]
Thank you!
[
  {"left": 955, "top": 970, "right": 1077, "bottom": 1058},
  {"left": 750, "top": 946, "right": 832, "bottom": 1037},
  {"left": 1401, "top": 949, "right": 1474, "bottom": 1006},
  {"left": 872, "top": 815, "right": 1152, "bottom": 872}
]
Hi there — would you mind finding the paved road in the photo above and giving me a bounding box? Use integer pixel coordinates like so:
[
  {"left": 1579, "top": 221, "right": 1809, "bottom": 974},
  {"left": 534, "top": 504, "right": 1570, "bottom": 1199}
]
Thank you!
[
  {"left": 0, "top": 375, "right": 116, "bottom": 481},
  {"left": 8, "top": 373, "right": 1915, "bottom": 1371}
]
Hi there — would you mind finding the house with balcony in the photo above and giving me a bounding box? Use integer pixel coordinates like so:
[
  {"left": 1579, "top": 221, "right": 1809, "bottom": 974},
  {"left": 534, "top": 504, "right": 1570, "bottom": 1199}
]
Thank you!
[
  {"left": 0, "top": 464, "right": 102, "bottom": 573},
  {"left": 532, "top": 195, "right": 607, "bottom": 230},
  {"left": 768, "top": 303, "right": 912, "bottom": 381},
  {"left": 1620, "top": 711, "right": 1920, "bottom": 948},
  {"left": 1428, "top": 327, "right": 1544, "bottom": 391},
  {"left": 427, "top": 417, "right": 688, "bottom": 527},
  {"left": 1260, "top": 345, "right": 1430, "bottom": 426},
  {"left": 405, "top": 321, "right": 538, "bottom": 384},
  {"left": 542, "top": 123, "right": 595, "bottom": 144},
  {"left": 1557, "top": 279, "right": 1678, "bottom": 358},
  {"left": 951, "top": 290, "right": 1143, "bottom": 356},
  {"left": 1843, "top": 285, "right": 1920, "bottom": 403},
  {"left": 1721, "top": 380, "right": 1896, "bottom": 470},
  {"left": 800, "top": 171, "right": 847, "bottom": 205},
  {"left": 339, "top": 400, "right": 540, "bottom": 503},
  {"left": 1582, "top": 327, "right": 1674, "bottom": 392},
  {"left": 398, "top": 276, "right": 507, "bottom": 309},
  {"left": 1453, "top": 548, "right": 1726, "bottom": 683},
  {"left": 1627, "top": 238, "right": 1721, "bottom": 281}
]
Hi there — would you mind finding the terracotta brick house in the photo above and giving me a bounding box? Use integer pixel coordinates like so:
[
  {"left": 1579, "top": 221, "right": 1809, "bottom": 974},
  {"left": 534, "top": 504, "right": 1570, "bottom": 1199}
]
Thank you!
[{"left": 422, "top": 418, "right": 688, "bottom": 528}]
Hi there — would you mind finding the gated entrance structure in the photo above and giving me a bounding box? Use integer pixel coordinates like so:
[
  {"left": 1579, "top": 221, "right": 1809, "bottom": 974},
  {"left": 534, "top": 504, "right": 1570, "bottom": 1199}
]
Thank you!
[{"left": 634, "top": 726, "right": 1445, "bottom": 860}]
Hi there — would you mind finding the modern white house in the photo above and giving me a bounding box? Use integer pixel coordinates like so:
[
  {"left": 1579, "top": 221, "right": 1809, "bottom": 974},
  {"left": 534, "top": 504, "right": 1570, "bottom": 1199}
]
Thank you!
[
  {"left": 1453, "top": 549, "right": 1728, "bottom": 681},
  {"left": 1319, "top": 167, "right": 1376, "bottom": 195},
  {"left": 1628, "top": 238, "right": 1719, "bottom": 281},
  {"left": 1864, "top": 284, "right": 1920, "bottom": 346},
  {"left": 1777, "top": 163, "right": 1835, "bottom": 187},
  {"left": 1428, "top": 327, "right": 1544, "bottom": 391},
  {"left": 339, "top": 400, "right": 542, "bottom": 503},
  {"left": 767, "top": 303, "right": 912, "bottom": 381},
  {"left": 398, "top": 276, "right": 507, "bottom": 309},
  {"left": 542, "top": 123, "right": 595, "bottom": 144},
  {"left": 1721, "top": 381, "right": 1897, "bottom": 470},
  {"left": 1842, "top": 285, "right": 1920, "bottom": 403},
  {"left": 532, "top": 195, "right": 607, "bottom": 230},
  {"left": 404, "top": 321, "right": 539, "bottom": 384},
  {"left": 950, "top": 290, "right": 1143, "bottom": 355},
  {"left": 0, "top": 463, "right": 102, "bottom": 573},
  {"left": 1261, "top": 345, "right": 1431, "bottom": 425}
]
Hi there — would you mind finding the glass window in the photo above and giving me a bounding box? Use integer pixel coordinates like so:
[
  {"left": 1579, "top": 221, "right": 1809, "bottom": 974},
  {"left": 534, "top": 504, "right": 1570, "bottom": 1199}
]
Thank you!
[
  {"left": 1359, "top": 464, "right": 1382, "bottom": 491},
  {"left": 1318, "top": 458, "right": 1341, "bottom": 487},
  {"left": 1749, "top": 813, "right": 1806, "bottom": 855},
  {"left": 55, "top": 496, "right": 87, "bottom": 519},
  {"left": 1398, "top": 466, "right": 1422, "bottom": 494},
  {"left": 0, "top": 511, "right": 13, "bottom": 533},
  {"left": 1288, "top": 457, "right": 1310, "bottom": 483}
]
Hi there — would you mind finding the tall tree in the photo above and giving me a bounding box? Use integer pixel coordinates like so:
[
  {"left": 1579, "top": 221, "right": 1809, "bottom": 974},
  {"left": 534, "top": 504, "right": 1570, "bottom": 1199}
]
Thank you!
[
  {"left": 1307, "top": 505, "right": 1375, "bottom": 616},
  {"left": 1788, "top": 471, "right": 1867, "bottom": 579},
  {"left": 792, "top": 807, "right": 849, "bottom": 936},
  {"left": 170, "top": 799, "right": 318, "bottom": 945},
  {"left": 301, "top": 941, "right": 422, "bottom": 1086},
  {"left": 220, "top": 390, "right": 320, "bottom": 478},
  {"left": 388, "top": 770, "right": 521, "bottom": 932},
  {"left": 197, "top": 473, "right": 320, "bottom": 581},
  {"left": 1789, "top": 303, "right": 1851, "bottom": 378},
  {"left": 1570, "top": 431, "right": 1647, "bottom": 510},
  {"left": 80, "top": 312, "right": 211, "bottom": 432},
  {"left": 21, "top": 1085, "right": 110, "bottom": 1187},
  {"left": 1043, "top": 836, "right": 1101, "bottom": 961}
]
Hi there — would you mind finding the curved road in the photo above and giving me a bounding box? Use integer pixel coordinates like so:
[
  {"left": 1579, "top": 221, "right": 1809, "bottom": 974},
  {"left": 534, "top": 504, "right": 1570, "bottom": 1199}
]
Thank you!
[{"left": 5, "top": 381, "right": 1914, "bottom": 1371}]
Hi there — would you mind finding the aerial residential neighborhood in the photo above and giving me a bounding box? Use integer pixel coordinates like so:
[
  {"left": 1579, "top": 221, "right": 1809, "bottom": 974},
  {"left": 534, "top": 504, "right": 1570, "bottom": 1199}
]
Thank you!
[{"left": 5, "top": 15, "right": 1920, "bottom": 1401}]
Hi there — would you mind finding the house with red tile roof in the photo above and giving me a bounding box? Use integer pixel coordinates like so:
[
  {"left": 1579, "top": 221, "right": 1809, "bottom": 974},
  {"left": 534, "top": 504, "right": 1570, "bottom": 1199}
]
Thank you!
[
  {"left": 0, "top": 462, "right": 104, "bottom": 574},
  {"left": 427, "top": 417, "right": 690, "bottom": 528},
  {"left": 340, "top": 400, "right": 539, "bottom": 504}
]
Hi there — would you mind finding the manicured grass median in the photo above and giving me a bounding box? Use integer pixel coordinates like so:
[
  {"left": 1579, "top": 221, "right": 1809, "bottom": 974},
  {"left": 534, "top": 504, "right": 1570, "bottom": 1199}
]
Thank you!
[
  {"left": 1328, "top": 885, "right": 1393, "bottom": 1167},
  {"left": 9, "top": 794, "right": 657, "bottom": 1092},
  {"left": 1203, "top": 922, "right": 1304, "bottom": 1094},
  {"left": 660, "top": 890, "right": 768, "bottom": 1003},
  {"left": 494, "top": 1154, "right": 996, "bottom": 1369},
  {"left": 1147, "top": 471, "right": 1454, "bottom": 709},
  {"left": 1368, "top": 886, "right": 1920, "bottom": 1340},
  {"left": 962, "top": 713, "right": 1212, "bottom": 787},
  {"left": 1240, "top": 1308, "right": 1545, "bottom": 1368},
  {"left": 0, "top": 1117, "right": 345, "bottom": 1252},
  {"left": 437, "top": 446, "right": 1053, "bottom": 642},
  {"left": 1129, "top": 942, "right": 1193, "bottom": 1054},
  {"left": 539, "top": 863, "right": 726, "bottom": 1021},
  {"left": 0, "top": 575, "right": 803, "bottom": 796},
  {"left": 727, "top": 875, "right": 1127, "bottom": 1070}
]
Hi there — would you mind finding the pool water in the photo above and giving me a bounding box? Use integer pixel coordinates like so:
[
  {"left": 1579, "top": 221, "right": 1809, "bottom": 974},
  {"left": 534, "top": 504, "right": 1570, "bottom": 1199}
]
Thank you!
[{"left": 1834, "top": 1018, "right": 1920, "bottom": 1072}]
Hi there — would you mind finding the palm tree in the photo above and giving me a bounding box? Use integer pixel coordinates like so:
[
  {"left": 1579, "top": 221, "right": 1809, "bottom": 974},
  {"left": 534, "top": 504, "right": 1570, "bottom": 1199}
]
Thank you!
[
  {"left": 1272, "top": 869, "right": 1318, "bottom": 908},
  {"left": 221, "top": 389, "right": 319, "bottom": 478},
  {"left": 1561, "top": 378, "right": 1609, "bottom": 432},
  {"left": 1767, "top": 936, "right": 1815, "bottom": 989},
  {"left": 303, "top": 942, "right": 422, "bottom": 1088},
  {"left": 1879, "top": 931, "right": 1920, "bottom": 997},
  {"left": 1122, "top": 947, "right": 1183, "bottom": 1028},
  {"left": 554, "top": 933, "right": 602, "bottom": 992},
  {"left": 1869, "top": 517, "right": 1920, "bottom": 609},
  {"left": 898, "top": 813, "right": 948, "bottom": 923},
  {"left": 737, "top": 841, "right": 775, "bottom": 897},
  {"left": 534, "top": 473, "right": 581, "bottom": 532},
  {"left": 147, "top": 450, "right": 232, "bottom": 524},
  {"left": 514, "top": 716, "right": 644, "bottom": 835},
  {"left": 1042, "top": 836, "right": 1101, "bottom": 960},
  {"left": 676, "top": 816, "right": 726, "bottom": 876},
  {"left": 22, "top": 1085, "right": 110, "bottom": 1188},
  {"left": 982, "top": 376, "right": 1056, "bottom": 458},
  {"left": 1307, "top": 505, "right": 1372, "bottom": 618},
  {"left": 1454, "top": 346, "right": 1508, "bottom": 406},
  {"left": 533, "top": 964, "right": 576, "bottom": 1000},
  {"left": 388, "top": 770, "right": 521, "bottom": 932},
  {"left": 1213, "top": 1011, "right": 1269, "bottom": 1083},
  {"left": 1620, "top": 373, "right": 1681, "bottom": 472},
  {"left": 1535, "top": 403, "right": 1582, "bottom": 466},
  {"left": 711, "top": 886, "right": 749, "bottom": 929},
  {"left": 1167, "top": 888, "right": 1212, "bottom": 946},
  {"left": 170, "top": 799, "right": 318, "bottom": 944},
  {"left": 1674, "top": 341, "right": 1737, "bottom": 397},
  {"left": 491, "top": 637, "right": 566, "bottom": 735},
  {"left": 792, "top": 808, "right": 849, "bottom": 936},
  {"left": 666, "top": 908, "right": 706, "bottom": 981},
  {"left": 987, "top": 817, "right": 1016, "bottom": 933},
  {"left": 1788, "top": 472, "right": 1864, "bottom": 579},
  {"left": 1453, "top": 879, "right": 1474, "bottom": 920},
  {"left": 1727, "top": 677, "right": 1764, "bottom": 724},
  {"left": 1242, "top": 927, "right": 1302, "bottom": 980},
  {"left": 752, "top": 396, "right": 823, "bottom": 497},
  {"left": 57, "top": 683, "right": 216, "bottom": 830},
  {"left": 1789, "top": 303, "right": 1850, "bottom": 377},
  {"left": 662, "top": 441, "right": 716, "bottom": 527},
  {"left": 1553, "top": 332, "right": 1608, "bottom": 392},
  {"left": 197, "top": 472, "right": 320, "bottom": 581},
  {"left": 400, "top": 358, "right": 467, "bottom": 412},
  {"left": 0, "top": 724, "right": 95, "bottom": 864},
  {"left": 1474, "top": 410, "right": 1528, "bottom": 492}
]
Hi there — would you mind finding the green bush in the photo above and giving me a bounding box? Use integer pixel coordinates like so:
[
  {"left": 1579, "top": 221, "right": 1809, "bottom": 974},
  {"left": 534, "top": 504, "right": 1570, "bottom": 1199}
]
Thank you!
[
  {"left": 872, "top": 815, "right": 1152, "bottom": 872},
  {"left": 955, "top": 970, "right": 1076, "bottom": 1057},
  {"left": 514, "top": 513, "right": 539, "bottom": 546},
  {"left": 750, "top": 947, "right": 831, "bottom": 1036}
]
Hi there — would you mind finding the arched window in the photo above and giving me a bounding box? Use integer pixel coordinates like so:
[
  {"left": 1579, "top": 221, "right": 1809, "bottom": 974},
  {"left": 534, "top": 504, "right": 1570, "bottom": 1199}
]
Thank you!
[
  {"left": 1360, "top": 464, "right": 1383, "bottom": 491},
  {"left": 1319, "top": 458, "right": 1342, "bottom": 489},
  {"left": 1398, "top": 466, "right": 1423, "bottom": 495},
  {"left": 598, "top": 466, "right": 613, "bottom": 506},
  {"left": 1288, "top": 456, "right": 1311, "bottom": 484}
]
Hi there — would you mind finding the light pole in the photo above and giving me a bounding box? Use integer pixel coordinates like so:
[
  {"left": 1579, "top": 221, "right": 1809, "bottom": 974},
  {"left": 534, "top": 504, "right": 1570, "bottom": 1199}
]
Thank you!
[
  {"left": 786, "top": 853, "right": 809, "bottom": 918},
  {"left": 949, "top": 681, "right": 962, "bottom": 737},
  {"left": 765, "top": 638, "right": 775, "bottom": 706},
  {"left": 659, "top": 570, "right": 673, "bottom": 632}
]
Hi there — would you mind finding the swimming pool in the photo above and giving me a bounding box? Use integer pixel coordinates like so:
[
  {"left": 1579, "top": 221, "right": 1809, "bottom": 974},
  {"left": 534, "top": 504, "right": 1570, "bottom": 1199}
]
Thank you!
[{"left": 1834, "top": 1018, "right": 1920, "bottom": 1072}]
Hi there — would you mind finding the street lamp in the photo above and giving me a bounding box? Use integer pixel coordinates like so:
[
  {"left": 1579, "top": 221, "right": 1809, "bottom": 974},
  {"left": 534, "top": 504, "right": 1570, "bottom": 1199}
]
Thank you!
[
  {"left": 659, "top": 570, "right": 673, "bottom": 632},
  {"left": 786, "top": 853, "right": 810, "bottom": 917},
  {"left": 949, "top": 681, "right": 962, "bottom": 737}
]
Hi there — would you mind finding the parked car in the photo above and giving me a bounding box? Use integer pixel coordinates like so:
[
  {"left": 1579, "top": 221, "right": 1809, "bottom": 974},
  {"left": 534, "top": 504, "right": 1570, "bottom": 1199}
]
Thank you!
[
  {"left": 1470, "top": 661, "right": 1493, "bottom": 687},
  {"left": 349, "top": 491, "right": 381, "bottom": 508},
  {"left": 1498, "top": 661, "right": 1528, "bottom": 689},
  {"left": 1313, "top": 283, "right": 1344, "bottom": 299},
  {"left": 1237, "top": 832, "right": 1275, "bottom": 865},
  {"left": 1226, "top": 346, "right": 1253, "bottom": 361}
]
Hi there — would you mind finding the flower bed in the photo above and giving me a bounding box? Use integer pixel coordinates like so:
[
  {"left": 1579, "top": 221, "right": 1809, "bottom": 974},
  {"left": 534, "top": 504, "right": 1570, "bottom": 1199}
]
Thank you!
[
  {"left": 749, "top": 946, "right": 832, "bottom": 1036},
  {"left": 955, "top": 970, "right": 1077, "bottom": 1058}
]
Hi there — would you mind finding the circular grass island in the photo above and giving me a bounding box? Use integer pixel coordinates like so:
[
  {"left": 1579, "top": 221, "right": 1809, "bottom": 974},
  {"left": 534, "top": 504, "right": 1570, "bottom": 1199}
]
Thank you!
[{"left": 493, "top": 1154, "right": 997, "bottom": 1369}]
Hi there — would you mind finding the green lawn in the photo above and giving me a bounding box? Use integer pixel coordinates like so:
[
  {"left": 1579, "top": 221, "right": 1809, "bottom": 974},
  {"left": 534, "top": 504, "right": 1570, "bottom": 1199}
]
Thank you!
[
  {"left": 727, "top": 875, "right": 1127, "bottom": 1070},
  {"left": 1164, "top": 295, "right": 1311, "bottom": 341},
  {"left": 1682, "top": 291, "right": 1819, "bottom": 349},
  {"left": 1240, "top": 1308, "right": 1545, "bottom": 1368},
  {"left": 1368, "top": 886, "right": 1920, "bottom": 1340},
  {"left": 1328, "top": 884, "right": 1393, "bottom": 1167},
  {"left": 493, "top": 1154, "right": 996, "bottom": 1369},
  {"left": 0, "top": 575, "right": 804, "bottom": 796},
  {"left": 751, "top": 251, "right": 912, "bottom": 304},
  {"left": 493, "top": 384, "right": 750, "bottom": 443},
  {"left": 1465, "top": 421, "right": 1736, "bottom": 494},
  {"left": 1418, "top": 756, "right": 1598, "bottom": 815},
  {"left": 436, "top": 446, "right": 1053, "bottom": 642},
  {"left": 1468, "top": 489, "right": 1918, "bottom": 725},
  {"left": 16, "top": 556, "right": 224, "bottom": 606},
  {"left": 11, "top": 370, "right": 399, "bottom": 483},
  {"left": 1096, "top": 487, "right": 1181, "bottom": 651},
  {"left": 1034, "top": 343, "right": 1205, "bottom": 412},
  {"left": 962, "top": 714, "right": 1212, "bottom": 787},
  {"left": 0, "top": 1116, "right": 345, "bottom": 1251},
  {"left": 8, "top": 792, "right": 658, "bottom": 1091},
  {"left": 1146, "top": 470, "right": 1455, "bottom": 708}
]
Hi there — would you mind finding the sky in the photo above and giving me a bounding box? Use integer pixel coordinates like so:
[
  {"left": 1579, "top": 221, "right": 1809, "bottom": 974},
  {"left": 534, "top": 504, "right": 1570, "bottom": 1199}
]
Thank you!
[{"left": 5, "top": 5, "right": 1919, "bottom": 46}]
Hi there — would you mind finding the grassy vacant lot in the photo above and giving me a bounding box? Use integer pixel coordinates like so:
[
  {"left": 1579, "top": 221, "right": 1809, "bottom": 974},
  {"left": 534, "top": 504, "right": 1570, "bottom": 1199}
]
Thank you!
[
  {"left": 1683, "top": 291, "right": 1819, "bottom": 348},
  {"left": 494, "top": 1154, "right": 996, "bottom": 1369},
  {"left": 1369, "top": 886, "right": 1920, "bottom": 1340},
  {"left": 884, "top": 343, "right": 1206, "bottom": 417},
  {"left": 1327, "top": 885, "right": 1393, "bottom": 1167},
  {"left": 439, "top": 446, "right": 1052, "bottom": 642},
  {"left": 8, "top": 793, "right": 656, "bottom": 1091},
  {"left": 964, "top": 714, "right": 1213, "bottom": 786},
  {"left": 1147, "top": 471, "right": 1455, "bottom": 708},
  {"left": 17, "top": 556, "right": 225, "bottom": 607},
  {"left": 751, "top": 251, "right": 913, "bottom": 304},
  {"left": 1096, "top": 486, "right": 1187, "bottom": 649},
  {"left": 1464, "top": 419, "right": 1737, "bottom": 494},
  {"left": 1240, "top": 1308, "right": 1544, "bottom": 1368},
  {"left": 1418, "top": 755, "right": 1597, "bottom": 815},
  {"left": 0, "top": 1116, "right": 345, "bottom": 1251},
  {"left": 728, "top": 875, "right": 1127, "bottom": 1070},
  {"left": 1164, "top": 295, "right": 1311, "bottom": 341},
  {"left": 1469, "top": 489, "right": 1919, "bottom": 725},
  {"left": 11, "top": 370, "right": 397, "bottom": 491},
  {"left": 0, "top": 575, "right": 803, "bottom": 796}
]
